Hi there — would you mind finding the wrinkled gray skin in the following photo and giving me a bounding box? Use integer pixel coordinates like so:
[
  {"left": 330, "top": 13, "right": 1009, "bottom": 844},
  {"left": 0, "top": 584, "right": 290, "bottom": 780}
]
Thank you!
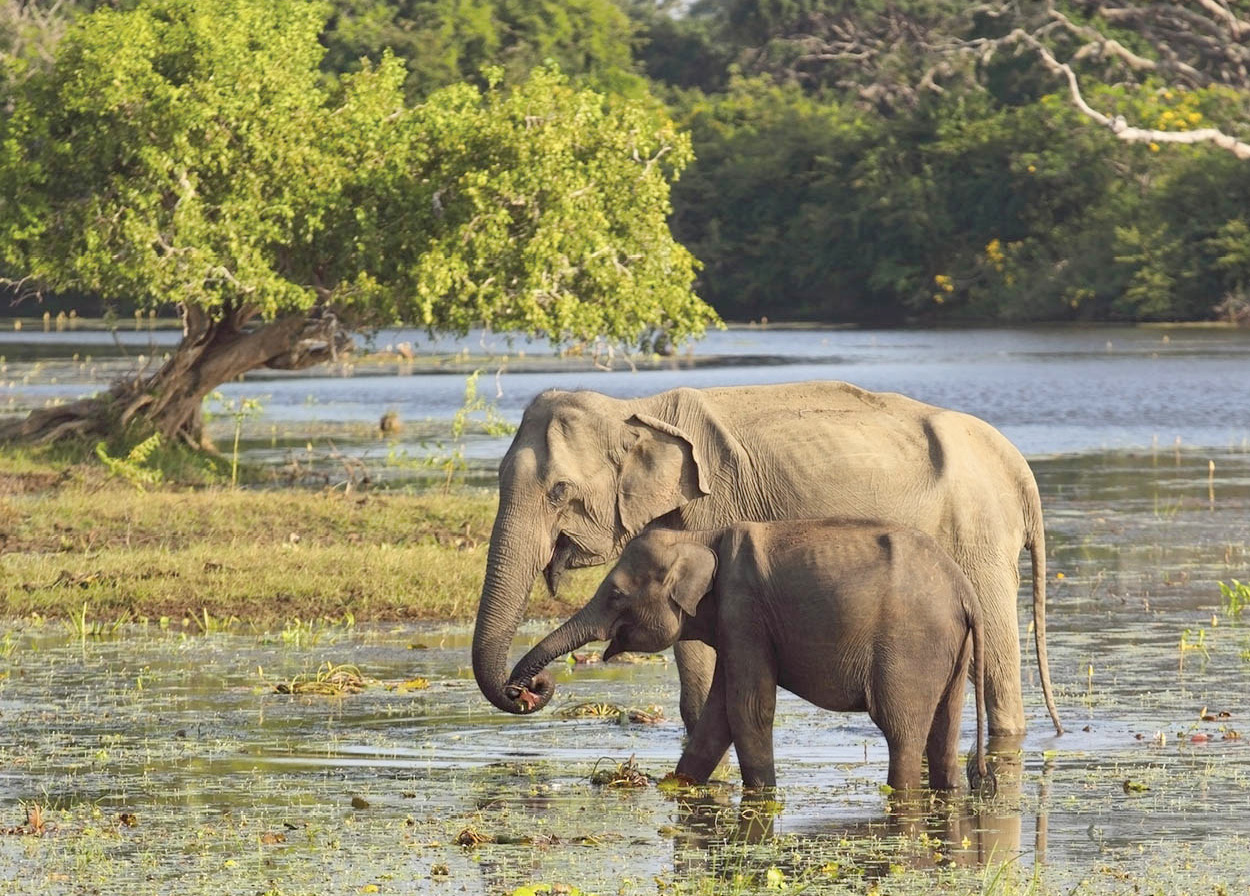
[
  {"left": 507, "top": 522, "right": 995, "bottom": 793},
  {"left": 473, "top": 382, "right": 1062, "bottom": 738}
]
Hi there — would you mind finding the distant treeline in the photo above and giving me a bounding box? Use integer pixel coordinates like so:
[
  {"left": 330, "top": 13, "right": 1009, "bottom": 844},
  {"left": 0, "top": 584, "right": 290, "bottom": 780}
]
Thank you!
[{"left": 6, "top": 0, "right": 1250, "bottom": 326}]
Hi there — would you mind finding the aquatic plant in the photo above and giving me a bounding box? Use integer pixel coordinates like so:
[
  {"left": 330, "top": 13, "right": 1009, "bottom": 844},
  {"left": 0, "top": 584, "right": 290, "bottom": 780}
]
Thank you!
[
  {"left": 589, "top": 754, "right": 650, "bottom": 788},
  {"left": 1179, "top": 627, "right": 1210, "bottom": 669},
  {"left": 1220, "top": 579, "right": 1250, "bottom": 618},
  {"left": 270, "top": 614, "right": 356, "bottom": 649},
  {"left": 206, "top": 392, "right": 265, "bottom": 488},
  {"left": 275, "top": 662, "right": 368, "bottom": 696}
]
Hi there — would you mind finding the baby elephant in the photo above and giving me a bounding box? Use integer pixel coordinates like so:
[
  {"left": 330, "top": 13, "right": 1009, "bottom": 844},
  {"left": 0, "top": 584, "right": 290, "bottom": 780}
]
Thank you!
[{"left": 505, "top": 519, "right": 994, "bottom": 794}]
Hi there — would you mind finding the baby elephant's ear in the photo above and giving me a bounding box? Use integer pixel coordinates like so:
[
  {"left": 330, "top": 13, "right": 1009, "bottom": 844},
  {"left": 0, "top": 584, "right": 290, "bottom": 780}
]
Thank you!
[{"left": 666, "top": 541, "right": 717, "bottom": 616}]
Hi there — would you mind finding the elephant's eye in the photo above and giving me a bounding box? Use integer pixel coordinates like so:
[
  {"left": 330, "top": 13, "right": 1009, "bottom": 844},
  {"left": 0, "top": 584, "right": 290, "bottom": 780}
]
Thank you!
[{"left": 547, "top": 480, "right": 573, "bottom": 507}]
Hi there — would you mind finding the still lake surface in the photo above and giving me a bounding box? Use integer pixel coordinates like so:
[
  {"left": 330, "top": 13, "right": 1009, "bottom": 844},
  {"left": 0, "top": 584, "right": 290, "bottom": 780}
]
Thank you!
[
  {"left": 3, "top": 323, "right": 1250, "bottom": 893},
  {"left": 4, "top": 323, "right": 1250, "bottom": 462}
]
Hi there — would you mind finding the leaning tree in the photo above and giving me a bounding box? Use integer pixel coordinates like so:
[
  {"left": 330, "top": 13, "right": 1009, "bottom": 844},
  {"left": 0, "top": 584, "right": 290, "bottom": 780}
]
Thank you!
[{"left": 0, "top": 0, "right": 715, "bottom": 448}]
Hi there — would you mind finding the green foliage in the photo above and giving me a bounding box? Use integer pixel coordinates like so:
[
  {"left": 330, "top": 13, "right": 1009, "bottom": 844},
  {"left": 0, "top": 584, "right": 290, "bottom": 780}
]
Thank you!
[
  {"left": 95, "top": 433, "right": 165, "bottom": 491},
  {"left": 0, "top": 0, "right": 713, "bottom": 358},
  {"left": 8, "top": 0, "right": 1250, "bottom": 327},
  {"left": 668, "top": 67, "right": 1250, "bottom": 323},
  {"left": 323, "top": 0, "right": 645, "bottom": 99},
  {"left": 672, "top": 77, "right": 894, "bottom": 322},
  {"left": 343, "top": 66, "right": 714, "bottom": 345}
]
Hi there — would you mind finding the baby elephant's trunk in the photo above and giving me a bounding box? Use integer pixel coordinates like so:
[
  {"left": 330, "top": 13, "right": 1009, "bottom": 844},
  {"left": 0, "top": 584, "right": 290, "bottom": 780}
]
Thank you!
[
  {"left": 967, "top": 605, "right": 997, "bottom": 798},
  {"left": 503, "top": 610, "right": 604, "bottom": 714}
]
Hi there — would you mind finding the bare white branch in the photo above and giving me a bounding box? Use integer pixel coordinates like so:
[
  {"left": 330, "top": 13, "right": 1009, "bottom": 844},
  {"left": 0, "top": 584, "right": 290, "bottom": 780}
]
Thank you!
[{"left": 985, "top": 27, "right": 1250, "bottom": 160}]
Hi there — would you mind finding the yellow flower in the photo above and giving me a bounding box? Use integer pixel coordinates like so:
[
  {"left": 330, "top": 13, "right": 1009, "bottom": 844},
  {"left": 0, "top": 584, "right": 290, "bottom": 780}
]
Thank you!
[
  {"left": 1149, "top": 142, "right": 1160, "bottom": 152},
  {"left": 1188, "top": 112, "right": 1202, "bottom": 123},
  {"left": 1027, "top": 164, "right": 1036, "bottom": 173},
  {"left": 1160, "top": 110, "right": 1174, "bottom": 121}
]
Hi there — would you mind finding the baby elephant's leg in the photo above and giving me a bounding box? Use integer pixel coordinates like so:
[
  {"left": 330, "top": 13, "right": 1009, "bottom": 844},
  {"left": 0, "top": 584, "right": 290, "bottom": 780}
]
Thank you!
[
  {"left": 880, "top": 728, "right": 926, "bottom": 793},
  {"left": 870, "top": 687, "right": 928, "bottom": 794},
  {"left": 722, "top": 641, "right": 779, "bottom": 790},
  {"left": 926, "top": 633, "right": 973, "bottom": 791},
  {"left": 675, "top": 665, "right": 734, "bottom": 782}
]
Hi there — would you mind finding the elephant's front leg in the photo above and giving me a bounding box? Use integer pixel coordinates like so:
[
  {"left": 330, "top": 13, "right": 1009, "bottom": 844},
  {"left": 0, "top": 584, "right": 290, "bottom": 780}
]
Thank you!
[
  {"left": 675, "top": 664, "right": 733, "bottom": 782},
  {"left": 674, "top": 639, "right": 718, "bottom": 734},
  {"left": 722, "top": 644, "right": 779, "bottom": 791}
]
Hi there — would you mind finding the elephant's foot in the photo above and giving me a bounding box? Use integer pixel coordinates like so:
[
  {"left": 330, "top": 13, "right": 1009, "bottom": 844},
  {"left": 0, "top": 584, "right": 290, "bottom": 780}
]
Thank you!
[{"left": 983, "top": 698, "right": 1026, "bottom": 741}]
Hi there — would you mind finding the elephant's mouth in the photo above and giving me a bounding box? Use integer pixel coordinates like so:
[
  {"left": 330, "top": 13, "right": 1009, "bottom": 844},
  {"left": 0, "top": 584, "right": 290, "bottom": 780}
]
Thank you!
[
  {"left": 503, "top": 670, "right": 555, "bottom": 714},
  {"left": 544, "top": 531, "right": 610, "bottom": 596}
]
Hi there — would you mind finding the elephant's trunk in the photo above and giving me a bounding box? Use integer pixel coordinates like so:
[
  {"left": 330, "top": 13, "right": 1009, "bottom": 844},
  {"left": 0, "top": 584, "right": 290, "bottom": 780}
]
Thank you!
[
  {"left": 504, "top": 601, "right": 609, "bottom": 715},
  {"left": 472, "top": 505, "right": 552, "bottom": 714}
]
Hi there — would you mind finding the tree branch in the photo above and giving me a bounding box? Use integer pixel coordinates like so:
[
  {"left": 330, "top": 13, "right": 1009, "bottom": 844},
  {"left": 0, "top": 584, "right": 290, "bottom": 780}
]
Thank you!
[
  {"left": 263, "top": 310, "right": 355, "bottom": 370},
  {"left": 1003, "top": 28, "right": 1250, "bottom": 160},
  {"left": 1189, "top": 0, "right": 1250, "bottom": 40}
]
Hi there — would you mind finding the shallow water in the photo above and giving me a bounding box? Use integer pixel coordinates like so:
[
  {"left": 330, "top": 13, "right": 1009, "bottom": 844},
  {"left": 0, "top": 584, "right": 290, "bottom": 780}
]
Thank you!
[
  {"left": 5, "top": 323, "right": 1250, "bottom": 891},
  {"left": 3, "top": 449, "right": 1250, "bottom": 893}
]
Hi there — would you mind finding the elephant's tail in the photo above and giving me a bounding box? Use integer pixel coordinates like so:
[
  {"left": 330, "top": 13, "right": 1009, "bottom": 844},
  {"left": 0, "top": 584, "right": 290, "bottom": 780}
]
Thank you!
[
  {"left": 967, "top": 600, "right": 995, "bottom": 797},
  {"left": 1026, "top": 479, "right": 1064, "bottom": 736}
]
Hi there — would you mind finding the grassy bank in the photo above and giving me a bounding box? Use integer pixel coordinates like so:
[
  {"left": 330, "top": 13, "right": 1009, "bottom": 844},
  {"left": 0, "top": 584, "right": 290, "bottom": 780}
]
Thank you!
[{"left": 0, "top": 450, "right": 594, "bottom": 624}]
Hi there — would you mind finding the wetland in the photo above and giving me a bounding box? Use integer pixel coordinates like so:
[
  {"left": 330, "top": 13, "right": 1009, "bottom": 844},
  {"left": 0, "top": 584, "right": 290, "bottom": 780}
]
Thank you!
[{"left": 3, "top": 324, "right": 1250, "bottom": 894}]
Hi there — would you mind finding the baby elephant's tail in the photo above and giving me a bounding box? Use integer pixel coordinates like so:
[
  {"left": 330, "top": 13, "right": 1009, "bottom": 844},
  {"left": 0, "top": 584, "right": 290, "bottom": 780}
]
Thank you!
[{"left": 966, "top": 602, "right": 998, "bottom": 798}]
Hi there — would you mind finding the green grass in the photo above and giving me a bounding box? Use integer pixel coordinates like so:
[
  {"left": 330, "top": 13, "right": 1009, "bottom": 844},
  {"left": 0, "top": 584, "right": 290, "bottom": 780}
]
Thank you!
[{"left": 0, "top": 447, "right": 599, "bottom": 623}]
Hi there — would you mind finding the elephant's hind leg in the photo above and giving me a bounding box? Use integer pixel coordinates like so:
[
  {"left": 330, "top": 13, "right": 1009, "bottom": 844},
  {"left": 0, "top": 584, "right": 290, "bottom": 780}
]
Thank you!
[
  {"left": 926, "top": 634, "right": 972, "bottom": 791},
  {"left": 961, "top": 558, "right": 1026, "bottom": 738},
  {"left": 873, "top": 700, "right": 927, "bottom": 794},
  {"left": 882, "top": 730, "right": 926, "bottom": 794}
]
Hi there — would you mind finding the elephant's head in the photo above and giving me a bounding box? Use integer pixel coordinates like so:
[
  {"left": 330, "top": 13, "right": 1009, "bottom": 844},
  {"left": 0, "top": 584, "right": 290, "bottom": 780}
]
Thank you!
[
  {"left": 472, "top": 390, "right": 713, "bottom": 714},
  {"left": 503, "top": 531, "right": 719, "bottom": 712}
]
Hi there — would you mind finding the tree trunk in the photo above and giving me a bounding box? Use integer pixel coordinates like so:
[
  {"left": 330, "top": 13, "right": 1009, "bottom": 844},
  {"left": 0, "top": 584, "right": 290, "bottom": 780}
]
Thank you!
[{"left": 0, "top": 304, "right": 351, "bottom": 449}]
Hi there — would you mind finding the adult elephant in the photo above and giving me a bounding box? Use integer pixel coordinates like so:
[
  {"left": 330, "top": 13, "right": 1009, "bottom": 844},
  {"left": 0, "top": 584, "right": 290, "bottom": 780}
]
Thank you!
[{"left": 472, "top": 382, "right": 1062, "bottom": 738}]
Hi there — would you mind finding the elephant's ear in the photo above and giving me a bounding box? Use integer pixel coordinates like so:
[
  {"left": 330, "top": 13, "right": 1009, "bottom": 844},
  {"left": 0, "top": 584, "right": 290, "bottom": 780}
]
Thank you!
[
  {"left": 617, "top": 415, "right": 709, "bottom": 536},
  {"left": 665, "top": 541, "right": 717, "bottom": 616}
]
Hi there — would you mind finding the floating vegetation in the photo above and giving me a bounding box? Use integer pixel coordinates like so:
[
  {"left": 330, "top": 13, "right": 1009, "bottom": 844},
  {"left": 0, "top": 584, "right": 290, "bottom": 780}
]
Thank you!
[
  {"left": 626, "top": 705, "right": 665, "bottom": 724},
  {"left": 589, "top": 754, "right": 650, "bottom": 789},
  {"left": 455, "top": 826, "right": 494, "bottom": 847},
  {"left": 558, "top": 702, "right": 622, "bottom": 719},
  {"left": 556, "top": 702, "right": 665, "bottom": 724},
  {"left": 2, "top": 803, "right": 49, "bottom": 837},
  {"left": 607, "top": 652, "right": 668, "bottom": 665},
  {"left": 386, "top": 677, "right": 430, "bottom": 692},
  {"left": 274, "top": 661, "right": 368, "bottom": 695}
]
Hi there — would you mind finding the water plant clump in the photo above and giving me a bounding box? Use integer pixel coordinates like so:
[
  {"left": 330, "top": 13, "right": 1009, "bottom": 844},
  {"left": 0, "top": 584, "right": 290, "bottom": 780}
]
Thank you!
[
  {"left": 556, "top": 702, "right": 665, "bottom": 724},
  {"left": 1220, "top": 580, "right": 1250, "bottom": 618},
  {"left": 589, "top": 754, "right": 651, "bottom": 788},
  {"left": 274, "top": 661, "right": 368, "bottom": 695}
]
